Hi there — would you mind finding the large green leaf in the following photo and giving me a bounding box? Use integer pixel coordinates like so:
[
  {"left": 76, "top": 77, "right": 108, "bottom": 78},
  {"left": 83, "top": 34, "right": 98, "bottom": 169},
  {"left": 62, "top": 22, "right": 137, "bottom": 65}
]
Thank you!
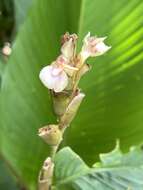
[
  {"left": 0, "top": 0, "right": 34, "bottom": 89},
  {"left": 65, "top": 0, "right": 143, "bottom": 163},
  {"left": 0, "top": 157, "right": 20, "bottom": 190},
  {"left": 54, "top": 145, "right": 143, "bottom": 190},
  {"left": 14, "top": 0, "right": 34, "bottom": 30},
  {"left": 0, "top": 61, "right": 4, "bottom": 76},
  {"left": 1, "top": 0, "right": 143, "bottom": 189},
  {"left": 0, "top": 0, "right": 80, "bottom": 189}
]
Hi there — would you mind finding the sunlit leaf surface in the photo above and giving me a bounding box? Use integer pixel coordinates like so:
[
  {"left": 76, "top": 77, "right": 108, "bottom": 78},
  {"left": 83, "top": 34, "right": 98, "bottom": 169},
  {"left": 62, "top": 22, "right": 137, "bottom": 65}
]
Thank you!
[{"left": 0, "top": 0, "right": 143, "bottom": 189}]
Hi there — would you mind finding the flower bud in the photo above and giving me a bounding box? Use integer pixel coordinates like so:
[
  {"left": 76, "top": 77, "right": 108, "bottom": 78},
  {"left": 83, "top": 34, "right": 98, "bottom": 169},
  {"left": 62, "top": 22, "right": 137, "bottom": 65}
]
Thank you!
[
  {"left": 52, "top": 92, "right": 71, "bottom": 116},
  {"left": 61, "top": 32, "right": 78, "bottom": 60},
  {"left": 38, "top": 125, "right": 62, "bottom": 146},
  {"left": 61, "top": 32, "right": 78, "bottom": 45},
  {"left": 60, "top": 93, "right": 85, "bottom": 127}
]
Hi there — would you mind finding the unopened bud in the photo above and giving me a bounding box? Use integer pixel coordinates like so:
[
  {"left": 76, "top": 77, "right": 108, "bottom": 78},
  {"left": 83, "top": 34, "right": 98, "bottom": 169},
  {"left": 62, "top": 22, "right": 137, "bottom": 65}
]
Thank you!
[
  {"left": 60, "top": 93, "right": 85, "bottom": 127},
  {"left": 61, "top": 32, "right": 78, "bottom": 45},
  {"left": 61, "top": 32, "right": 78, "bottom": 60},
  {"left": 52, "top": 92, "right": 71, "bottom": 116},
  {"left": 38, "top": 125, "right": 62, "bottom": 146}
]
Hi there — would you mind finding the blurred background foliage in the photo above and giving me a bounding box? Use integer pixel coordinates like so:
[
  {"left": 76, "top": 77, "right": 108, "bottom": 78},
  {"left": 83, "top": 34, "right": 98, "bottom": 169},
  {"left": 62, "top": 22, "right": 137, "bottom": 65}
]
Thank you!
[
  {"left": 0, "top": 0, "right": 14, "bottom": 47},
  {"left": 0, "top": 0, "right": 143, "bottom": 189}
]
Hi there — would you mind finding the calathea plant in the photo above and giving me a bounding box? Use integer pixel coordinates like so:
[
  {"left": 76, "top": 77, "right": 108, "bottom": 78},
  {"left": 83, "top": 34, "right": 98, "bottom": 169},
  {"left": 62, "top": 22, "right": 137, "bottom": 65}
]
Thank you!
[{"left": 38, "top": 32, "right": 111, "bottom": 190}]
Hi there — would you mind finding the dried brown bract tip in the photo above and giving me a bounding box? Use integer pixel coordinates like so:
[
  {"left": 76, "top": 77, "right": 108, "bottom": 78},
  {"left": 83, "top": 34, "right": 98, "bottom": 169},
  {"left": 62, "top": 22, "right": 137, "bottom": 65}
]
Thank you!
[
  {"left": 43, "top": 157, "right": 53, "bottom": 170},
  {"left": 38, "top": 125, "right": 62, "bottom": 146},
  {"left": 61, "top": 32, "right": 78, "bottom": 45}
]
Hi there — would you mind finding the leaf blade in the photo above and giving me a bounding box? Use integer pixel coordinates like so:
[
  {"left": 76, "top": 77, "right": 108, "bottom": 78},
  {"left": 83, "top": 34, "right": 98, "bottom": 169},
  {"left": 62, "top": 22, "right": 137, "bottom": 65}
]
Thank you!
[
  {"left": 0, "top": 0, "right": 80, "bottom": 189},
  {"left": 54, "top": 145, "right": 143, "bottom": 190}
]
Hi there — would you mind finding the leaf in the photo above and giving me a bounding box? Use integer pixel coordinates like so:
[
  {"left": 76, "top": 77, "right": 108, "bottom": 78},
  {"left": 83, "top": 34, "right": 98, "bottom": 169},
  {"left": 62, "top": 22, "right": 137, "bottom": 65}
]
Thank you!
[
  {"left": 65, "top": 0, "right": 143, "bottom": 165},
  {"left": 0, "top": 0, "right": 81, "bottom": 189},
  {"left": 0, "top": 61, "right": 4, "bottom": 90},
  {"left": 0, "top": 60, "right": 4, "bottom": 75},
  {"left": 54, "top": 145, "right": 143, "bottom": 190},
  {"left": 14, "top": 0, "right": 34, "bottom": 30},
  {"left": 54, "top": 147, "right": 89, "bottom": 185},
  {"left": 1, "top": 0, "right": 143, "bottom": 189},
  {"left": 0, "top": 157, "right": 20, "bottom": 190},
  {"left": 0, "top": 0, "right": 33, "bottom": 89}
]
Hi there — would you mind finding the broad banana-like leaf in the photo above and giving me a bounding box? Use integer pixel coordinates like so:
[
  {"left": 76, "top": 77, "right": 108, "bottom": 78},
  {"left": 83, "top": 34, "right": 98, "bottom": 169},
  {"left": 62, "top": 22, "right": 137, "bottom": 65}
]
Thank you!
[
  {"left": 0, "top": 158, "right": 20, "bottom": 190},
  {"left": 0, "top": 0, "right": 80, "bottom": 189},
  {"left": 0, "top": 0, "right": 143, "bottom": 189},
  {"left": 14, "top": 0, "right": 34, "bottom": 30},
  {"left": 66, "top": 0, "right": 143, "bottom": 163}
]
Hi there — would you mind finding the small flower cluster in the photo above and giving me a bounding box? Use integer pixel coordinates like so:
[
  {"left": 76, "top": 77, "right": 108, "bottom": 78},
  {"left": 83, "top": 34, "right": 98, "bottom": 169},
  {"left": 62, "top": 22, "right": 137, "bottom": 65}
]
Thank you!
[
  {"left": 38, "top": 32, "right": 111, "bottom": 189},
  {"left": 39, "top": 32, "right": 111, "bottom": 93}
]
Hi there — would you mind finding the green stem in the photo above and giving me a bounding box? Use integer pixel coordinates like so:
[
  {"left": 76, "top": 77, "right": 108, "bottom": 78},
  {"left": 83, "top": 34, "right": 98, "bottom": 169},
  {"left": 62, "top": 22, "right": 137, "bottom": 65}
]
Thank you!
[
  {"left": 71, "top": 63, "right": 85, "bottom": 97},
  {"left": 39, "top": 62, "right": 85, "bottom": 189},
  {"left": 49, "top": 136, "right": 64, "bottom": 190},
  {"left": 50, "top": 145, "right": 59, "bottom": 161}
]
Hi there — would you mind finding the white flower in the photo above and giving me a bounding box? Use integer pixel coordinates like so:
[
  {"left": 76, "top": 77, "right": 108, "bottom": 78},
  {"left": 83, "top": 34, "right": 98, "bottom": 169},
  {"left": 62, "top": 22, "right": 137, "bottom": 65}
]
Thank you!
[
  {"left": 39, "top": 64, "right": 68, "bottom": 93},
  {"left": 39, "top": 55, "right": 78, "bottom": 92},
  {"left": 80, "top": 32, "right": 111, "bottom": 61},
  {"left": 56, "top": 55, "right": 78, "bottom": 76}
]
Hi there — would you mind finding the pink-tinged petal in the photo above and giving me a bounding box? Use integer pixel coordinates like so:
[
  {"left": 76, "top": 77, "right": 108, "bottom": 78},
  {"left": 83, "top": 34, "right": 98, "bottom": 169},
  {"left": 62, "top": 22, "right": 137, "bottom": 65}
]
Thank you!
[
  {"left": 62, "top": 63, "right": 78, "bottom": 76},
  {"left": 80, "top": 32, "right": 111, "bottom": 61},
  {"left": 61, "top": 33, "right": 77, "bottom": 60},
  {"left": 95, "top": 42, "right": 111, "bottom": 55},
  {"left": 39, "top": 65, "right": 68, "bottom": 92},
  {"left": 56, "top": 55, "right": 68, "bottom": 65},
  {"left": 80, "top": 51, "right": 90, "bottom": 62},
  {"left": 39, "top": 65, "right": 54, "bottom": 89},
  {"left": 56, "top": 55, "right": 78, "bottom": 76},
  {"left": 83, "top": 32, "right": 91, "bottom": 44},
  {"left": 53, "top": 71, "right": 68, "bottom": 92},
  {"left": 51, "top": 66, "right": 63, "bottom": 76},
  {"left": 61, "top": 38, "right": 74, "bottom": 59}
]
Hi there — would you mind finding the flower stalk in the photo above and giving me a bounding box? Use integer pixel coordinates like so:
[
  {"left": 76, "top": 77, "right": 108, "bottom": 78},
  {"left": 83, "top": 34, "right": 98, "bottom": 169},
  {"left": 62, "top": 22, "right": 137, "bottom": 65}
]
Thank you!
[
  {"left": 38, "top": 157, "right": 54, "bottom": 190},
  {"left": 38, "top": 32, "right": 111, "bottom": 189}
]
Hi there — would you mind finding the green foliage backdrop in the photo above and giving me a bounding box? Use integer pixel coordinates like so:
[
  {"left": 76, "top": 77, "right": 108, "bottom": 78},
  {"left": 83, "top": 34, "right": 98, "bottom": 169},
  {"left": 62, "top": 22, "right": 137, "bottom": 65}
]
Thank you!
[{"left": 0, "top": 0, "right": 143, "bottom": 189}]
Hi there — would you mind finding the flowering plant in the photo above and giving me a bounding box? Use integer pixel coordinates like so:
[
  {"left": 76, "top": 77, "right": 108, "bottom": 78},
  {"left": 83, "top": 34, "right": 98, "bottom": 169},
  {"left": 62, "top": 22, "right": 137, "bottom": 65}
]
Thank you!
[
  {"left": 38, "top": 32, "right": 110, "bottom": 189},
  {"left": 1, "top": 1, "right": 143, "bottom": 190}
]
